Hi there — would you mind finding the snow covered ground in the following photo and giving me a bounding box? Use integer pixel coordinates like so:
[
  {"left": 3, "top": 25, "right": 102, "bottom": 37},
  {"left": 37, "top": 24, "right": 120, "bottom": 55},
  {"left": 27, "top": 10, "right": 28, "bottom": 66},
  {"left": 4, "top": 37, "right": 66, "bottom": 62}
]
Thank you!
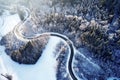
[
  {"left": 0, "top": 8, "right": 119, "bottom": 80},
  {"left": 0, "top": 36, "right": 61, "bottom": 80},
  {"left": 0, "top": 12, "right": 61, "bottom": 80},
  {"left": 0, "top": 14, "right": 20, "bottom": 37}
]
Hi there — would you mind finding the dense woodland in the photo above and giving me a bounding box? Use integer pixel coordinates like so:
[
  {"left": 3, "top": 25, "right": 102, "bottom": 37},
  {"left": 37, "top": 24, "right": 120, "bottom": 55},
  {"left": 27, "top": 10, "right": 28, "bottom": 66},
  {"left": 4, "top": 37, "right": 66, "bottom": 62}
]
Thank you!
[{"left": 0, "top": 0, "right": 120, "bottom": 79}]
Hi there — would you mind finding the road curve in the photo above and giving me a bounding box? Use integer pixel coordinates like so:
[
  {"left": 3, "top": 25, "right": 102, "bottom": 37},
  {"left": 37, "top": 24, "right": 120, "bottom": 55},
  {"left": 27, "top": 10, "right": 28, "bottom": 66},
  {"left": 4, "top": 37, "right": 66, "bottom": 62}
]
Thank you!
[{"left": 13, "top": 7, "right": 78, "bottom": 80}]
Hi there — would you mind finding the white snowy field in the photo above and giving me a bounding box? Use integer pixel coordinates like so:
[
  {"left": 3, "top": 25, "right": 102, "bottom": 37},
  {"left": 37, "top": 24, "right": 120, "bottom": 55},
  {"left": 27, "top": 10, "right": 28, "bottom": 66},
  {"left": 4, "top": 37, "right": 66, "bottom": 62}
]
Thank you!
[
  {"left": 0, "top": 13, "right": 61, "bottom": 80},
  {"left": 0, "top": 9, "right": 119, "bottom": 80},
  {"left": 0, "top": 14, "right": 20, "bottom": 37},
  {"left": 0, "top": 36, "right": 61, "bottom": 80}
]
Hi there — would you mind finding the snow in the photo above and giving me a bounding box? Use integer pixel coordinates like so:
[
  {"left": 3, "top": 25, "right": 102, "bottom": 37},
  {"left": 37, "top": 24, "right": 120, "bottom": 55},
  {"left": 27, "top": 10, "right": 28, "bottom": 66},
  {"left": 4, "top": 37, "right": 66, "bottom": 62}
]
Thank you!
[
  {"left": 0, "top": 13, "right": 74, "bottom": 79},
  {"left": 0, "top": 8, "right": 119, "bottom": 80},
  {"left": 107, "top": 77, "right": 120, "bottom": 80},
  {"left": 0, "top": 13, "right": 62, "bottom": 80},
  {"left": 0, "top": 17, "right": 3, "bottom": 28},
  {"left": 74, "top": 49, "right": 101, "bottom": 70},
  {"left": 0, "top": 14, "right": 21, "bottom": 36},
  {"left": 0, "top": 36, "right": 61, "bottom": 80}
]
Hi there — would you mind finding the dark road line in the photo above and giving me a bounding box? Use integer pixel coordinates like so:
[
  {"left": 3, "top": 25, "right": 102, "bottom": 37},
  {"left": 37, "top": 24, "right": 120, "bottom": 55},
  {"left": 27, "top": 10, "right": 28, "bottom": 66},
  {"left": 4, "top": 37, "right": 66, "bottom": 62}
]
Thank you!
[{"left": 13, "top": 7, "right": 78, "bottom": 80}]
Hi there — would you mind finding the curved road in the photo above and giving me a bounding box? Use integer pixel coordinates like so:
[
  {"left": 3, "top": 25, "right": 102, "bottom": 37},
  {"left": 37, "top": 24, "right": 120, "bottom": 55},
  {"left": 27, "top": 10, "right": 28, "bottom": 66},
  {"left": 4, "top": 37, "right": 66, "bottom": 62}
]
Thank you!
[{"left": 13, "top": 7, "right": 78, "bottom": 80}]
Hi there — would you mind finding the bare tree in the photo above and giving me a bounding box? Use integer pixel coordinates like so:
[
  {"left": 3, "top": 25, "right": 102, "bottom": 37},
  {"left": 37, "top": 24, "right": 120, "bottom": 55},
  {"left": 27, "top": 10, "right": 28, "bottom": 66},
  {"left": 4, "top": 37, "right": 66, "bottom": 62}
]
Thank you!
[{"left": 1, "top": 74, "right": 12, "bottom": 80}]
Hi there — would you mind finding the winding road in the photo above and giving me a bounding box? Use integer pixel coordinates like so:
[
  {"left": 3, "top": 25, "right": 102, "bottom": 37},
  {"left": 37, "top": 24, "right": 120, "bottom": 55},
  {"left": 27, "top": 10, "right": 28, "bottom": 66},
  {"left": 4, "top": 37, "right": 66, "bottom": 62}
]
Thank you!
[{"left": 13, "top": 7, "right": 78, "bottom": 80}]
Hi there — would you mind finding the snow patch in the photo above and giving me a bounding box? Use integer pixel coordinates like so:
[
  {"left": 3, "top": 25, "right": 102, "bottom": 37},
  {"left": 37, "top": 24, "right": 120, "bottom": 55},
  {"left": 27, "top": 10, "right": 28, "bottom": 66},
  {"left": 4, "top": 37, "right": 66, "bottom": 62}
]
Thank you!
[
  {"left": 0, "top": 14, "right": 21, "bottom": 36},
  {"left": 107, "top": 77, "right": 120, "bottom": 80},
  {"left": 0, "top": 36, "right": 61, "bottom": 80}
]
